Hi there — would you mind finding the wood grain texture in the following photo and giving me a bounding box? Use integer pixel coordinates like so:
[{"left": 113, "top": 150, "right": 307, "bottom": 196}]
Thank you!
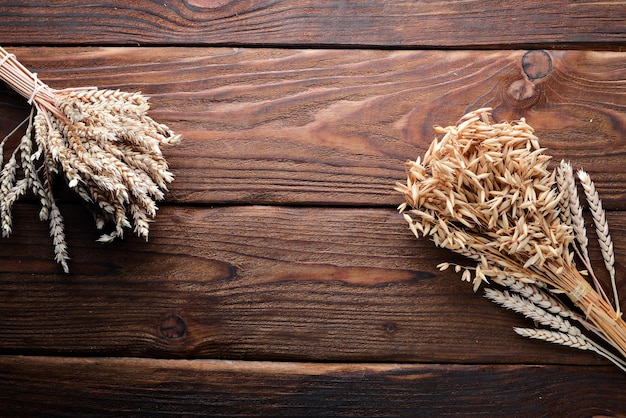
[
  {"left": 1, "top": 356, "right": 625, "bottom": 417},
  {"left": 1, "top": 2, "right": 625, "bottom": 415},
  {"left": 0, "top": 204, "right": 623, "bottom": 366},
  {"left": 0, "top": 1, "right": 625, "bottom": 48},
  {"left": 1, "top": 47, "right": 625, "bottom": 208}
]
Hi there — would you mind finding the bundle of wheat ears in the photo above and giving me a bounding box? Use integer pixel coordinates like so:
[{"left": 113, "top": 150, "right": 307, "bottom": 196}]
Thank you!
[
  {"left": 0, "top": 47, "right": 180, "bottom": 272},
  {"left": 396, "top": 108, "right": 626, "bottom": 372}
]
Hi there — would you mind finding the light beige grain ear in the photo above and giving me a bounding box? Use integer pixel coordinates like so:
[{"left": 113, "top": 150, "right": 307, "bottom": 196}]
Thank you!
[
  {"left": 514, "top": 327, "right": 626, "bottom": 373},
  {"left": 514, "top": 327, "right": 591, "bottom": 350},
  {"left": 557, "top": 161, "right": 591, "bottom": 269},
  {"left": 484, "top": 288, "right": 582, "bottom": 336},
  {"left": 492, "top": 275, "right": 584, "bottom": 321},
  {"left": 578, "top": 169, "right": 620, "bottom": 316},
  {"left": 556, "top": 161, "right": 574, "bottom": 257}
]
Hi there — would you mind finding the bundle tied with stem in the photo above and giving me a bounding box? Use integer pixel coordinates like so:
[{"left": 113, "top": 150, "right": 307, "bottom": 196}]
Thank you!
[
  {"left": 0, "top": 47, "right": 180, "bottom": 272},
  {"left": 395, "top": 108, "right": 626, "bottom": 372}
]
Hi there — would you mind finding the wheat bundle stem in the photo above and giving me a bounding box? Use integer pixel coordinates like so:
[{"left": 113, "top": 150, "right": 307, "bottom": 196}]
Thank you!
[
  {"left": 396, "top": 108, "right": 626, "bottom": 371},
  {"left": 0, "top": 46, "right": 180, "bottom": 272}
]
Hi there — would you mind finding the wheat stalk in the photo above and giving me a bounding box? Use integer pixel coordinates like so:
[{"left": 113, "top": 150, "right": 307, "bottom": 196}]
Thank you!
[
  {"left": 557, "top": 161, "right": 591, "bottom": 268},
  {"left": 0, "top": 46, "right": 180, "bottom": 272},
  {"left": 396, "top": 108, "right": 626, "bottom": 372},
  {"left": 484, "top": 288, "right": 582, "bottom": 335},
  {"left": 489, "top": 276, "right": 583, "bottom": 322},
  {"left": 514, "top": 328, "right": 591, "bottom": 350},
  {"left": 514, "top": 328, "right": 626, "bottom": 373},
  {"left": 577, "top": 169, "right": 619, "bottom": 316}
]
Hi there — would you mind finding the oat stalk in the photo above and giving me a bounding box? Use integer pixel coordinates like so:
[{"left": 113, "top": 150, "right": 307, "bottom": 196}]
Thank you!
[
  {"left": 396, "top": 108, "right": 626, "bottom": 372},
  {"left": 0, "top": 46, "right": 180, "bottom": 272}
]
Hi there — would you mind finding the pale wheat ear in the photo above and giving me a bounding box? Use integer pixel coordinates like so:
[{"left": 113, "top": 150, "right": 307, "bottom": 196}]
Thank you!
[
  {"left": 557, "top": 161, "right": 592, "bottom": 270},
  {"left": 556, "top": 161, "right": 573, "bottom": 230},
  {"left": 514, "top": 327, "right": 591, "bottom": 350},
  {"left": 484, "top": 281, "right": 626, "bottom": 368},
  {"left": 0, "top": 46, "right": 180, "bottom": 272},
  {"left": 556, "top": 161, "right": 609, "bottom": 301},
  {"left": 514, "top": 327, "right": 626, "bottom": 374},
  {"left": 577, "top": 169, "right": 620, "bottom": 316},
  {"left": 491, "top": 275, "right": 583, "bottom": 321},
  {"left": 484, "top": 288, "right": 586, "bottom": 338}
]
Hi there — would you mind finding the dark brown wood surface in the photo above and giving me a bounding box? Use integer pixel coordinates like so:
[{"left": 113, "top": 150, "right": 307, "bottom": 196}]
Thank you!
[
  {"left": 2, "top": 203, "right": 626, "bottom": 366},
  {"left": 1, "top": 1, "right": 625, "bottom": 48},
  {"left": 1, "top": 357, "right": 624, "bottom": 417},
  {"left": 1, "top": 2, "right": 626, "bottom": 416},
  {"left": 3, "top": 47, "right": 626, "bottom": 209}
]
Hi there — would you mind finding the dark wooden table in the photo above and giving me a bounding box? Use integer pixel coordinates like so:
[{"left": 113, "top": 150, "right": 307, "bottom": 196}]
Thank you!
[{"left": 1, "top": 2, "right": 625, "bottom": 416}]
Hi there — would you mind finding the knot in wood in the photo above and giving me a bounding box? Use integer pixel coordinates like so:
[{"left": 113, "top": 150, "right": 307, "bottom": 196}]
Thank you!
[
  {"left": 508, "top": 79, "right": 536, "bottom": 102},
  {"left": 383, "top": 321, "right": 397, "bottom": 334},
  {"left": 522, "top": 50, "right": 552, "bottom": 80},
  {"left": 159, "top": 314, "right": 187, "bottom": 339}
]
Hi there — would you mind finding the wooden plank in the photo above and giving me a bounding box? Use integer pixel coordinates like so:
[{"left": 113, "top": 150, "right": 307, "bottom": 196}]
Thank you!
[
  {"left": 1, "top": 356, "right": 625, "bottom": 417},
  {"left": 0, "top": 204, "right": 623, "bottom": 366},
  {"left": 0, "top": 1, "right": 625, "bottom": 48},
  {"left": 1, "top": 47, "right": 625, "bottom": 208}
]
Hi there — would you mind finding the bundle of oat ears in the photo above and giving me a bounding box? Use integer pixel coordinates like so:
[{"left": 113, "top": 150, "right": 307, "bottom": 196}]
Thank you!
[
  {"left": 0, "top": 47, "right": 180, "bottom": 273},
  {"left": 396, "top": 107, "right": 626, "bottom": 372}
]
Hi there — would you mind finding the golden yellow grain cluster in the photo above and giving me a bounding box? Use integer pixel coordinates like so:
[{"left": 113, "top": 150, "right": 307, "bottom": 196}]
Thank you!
[{"left": 396, "top": 108, "right": 626, "bottom": 372}]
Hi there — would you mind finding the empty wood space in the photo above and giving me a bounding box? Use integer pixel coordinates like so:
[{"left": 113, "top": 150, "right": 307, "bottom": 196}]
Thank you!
[{"left": 0, "top": 1, "right": 625, "bottom": 416}]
